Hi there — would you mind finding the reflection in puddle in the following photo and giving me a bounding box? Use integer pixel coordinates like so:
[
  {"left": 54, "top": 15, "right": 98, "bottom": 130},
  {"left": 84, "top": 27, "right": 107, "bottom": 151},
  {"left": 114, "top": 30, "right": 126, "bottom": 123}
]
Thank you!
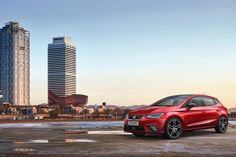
[
  {"left": 64, "top": 130, "right": 88, "bottom": 134},
  {"left": 88, "top": 131, "right": 131, "bottom": 135},
  {"left": 14, "top": 141, "right": 28, "bottom": 144},
  {"left": 65, "top": 139, "right": 96, "bottom": 143},
  {"left": 14, "top": 148, "right": 34, "bottom": 152},
  {"left": 17, "top": 132, "right": 27, "bottom": 135},
  {"left": 29, "top": 140, "right": 48, "bottom": 143},
  {"left": 14, "top": 140, "right": 48, "bottom": 144}
]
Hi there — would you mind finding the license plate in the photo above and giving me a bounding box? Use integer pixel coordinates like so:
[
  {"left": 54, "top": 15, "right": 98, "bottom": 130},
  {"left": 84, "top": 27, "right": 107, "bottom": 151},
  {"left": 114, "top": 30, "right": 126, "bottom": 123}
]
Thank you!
[{"left": 128, "top": 120, "right": 139, "bottom": 126}]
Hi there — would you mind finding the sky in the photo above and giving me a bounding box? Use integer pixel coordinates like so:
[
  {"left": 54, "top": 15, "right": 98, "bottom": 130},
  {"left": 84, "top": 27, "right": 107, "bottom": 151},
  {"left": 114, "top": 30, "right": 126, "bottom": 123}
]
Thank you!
[{"left": 0, "top": 0, "right": 236, "bottom": 108}]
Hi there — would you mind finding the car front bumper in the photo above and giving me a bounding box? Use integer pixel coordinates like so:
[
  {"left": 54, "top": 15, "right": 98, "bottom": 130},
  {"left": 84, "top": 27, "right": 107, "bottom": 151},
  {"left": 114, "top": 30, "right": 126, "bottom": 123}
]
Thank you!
[{"left": 124, "top": 116, "right": 166, "bottom": 135}]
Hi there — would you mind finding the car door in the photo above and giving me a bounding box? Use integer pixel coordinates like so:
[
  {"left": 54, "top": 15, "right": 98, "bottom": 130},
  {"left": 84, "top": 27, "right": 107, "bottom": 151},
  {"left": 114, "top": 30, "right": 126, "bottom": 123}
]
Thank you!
[
  {"left": 201, "top": 96, "right": 219, "bottom": 126},
  {"left": 181, "top": 96, "right": 207, "bottom": 130}
]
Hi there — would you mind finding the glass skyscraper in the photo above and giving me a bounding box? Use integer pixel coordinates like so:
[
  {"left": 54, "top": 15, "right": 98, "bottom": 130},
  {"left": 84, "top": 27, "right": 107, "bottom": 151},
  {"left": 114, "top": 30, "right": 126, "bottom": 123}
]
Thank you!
[
  {"left": 0, "top": 22, "right": 30, "bottom": 106},
  {"left": 48, "top": 37, "right": 76, "bottom": 102}
]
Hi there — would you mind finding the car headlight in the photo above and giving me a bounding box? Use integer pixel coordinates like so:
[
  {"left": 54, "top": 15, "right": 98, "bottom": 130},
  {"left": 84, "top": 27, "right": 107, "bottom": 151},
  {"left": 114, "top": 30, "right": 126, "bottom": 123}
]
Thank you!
[{"left": 146, "top": 113, "right": 164, "bottom": 119}]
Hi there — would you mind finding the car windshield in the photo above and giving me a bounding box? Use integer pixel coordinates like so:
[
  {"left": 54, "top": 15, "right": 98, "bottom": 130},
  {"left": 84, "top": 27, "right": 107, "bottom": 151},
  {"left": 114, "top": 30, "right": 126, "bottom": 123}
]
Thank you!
[{"left": 151, "top": 95, "right": 189, "bottom": 106}]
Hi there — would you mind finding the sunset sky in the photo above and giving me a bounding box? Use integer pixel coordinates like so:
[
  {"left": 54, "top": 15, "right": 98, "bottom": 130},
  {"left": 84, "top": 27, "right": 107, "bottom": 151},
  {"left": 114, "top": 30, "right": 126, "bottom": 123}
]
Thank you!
[{"left": 0, "top": 0, "right": 236, "bottom": 108}]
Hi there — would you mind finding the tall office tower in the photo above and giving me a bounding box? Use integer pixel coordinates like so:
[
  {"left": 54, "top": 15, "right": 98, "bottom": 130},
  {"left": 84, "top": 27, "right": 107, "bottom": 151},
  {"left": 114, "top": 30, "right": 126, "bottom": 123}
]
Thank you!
[
  {"left": 48, "top": 37, "right": 76, "bottom": 103},
  {"left": 0, "top": 22, "right": 30, "bottom": 106}
]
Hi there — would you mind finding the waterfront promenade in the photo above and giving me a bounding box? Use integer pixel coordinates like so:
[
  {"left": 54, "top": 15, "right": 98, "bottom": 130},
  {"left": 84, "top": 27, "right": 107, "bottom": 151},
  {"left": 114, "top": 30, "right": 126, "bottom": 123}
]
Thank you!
[{"left": 0, "top": 121, "right": 236, "bottom": 157}]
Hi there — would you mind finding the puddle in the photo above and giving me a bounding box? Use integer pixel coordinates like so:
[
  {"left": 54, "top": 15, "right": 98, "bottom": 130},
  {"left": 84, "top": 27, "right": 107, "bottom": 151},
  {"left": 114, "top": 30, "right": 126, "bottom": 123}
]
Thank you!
[
  {"left": 14, "top": 140, "right": 48, "bottom": 144},
  {"left": 17, "top": 132, "right": 28, "bottom": 135},
  {"left": 29, "top": 140, "right": 48, "bottom": 143},
  {"left": 88, "top": 131, "right": 131, "bottom": 135},
  {"left": 14, "top": 148, "right": 34, "bottom": 152},
  {"left": 64, "top": 130, "right": 88, "bottom": 134},
  {"left": 65, "top": 139, "right": 96, "bottom": 143}
]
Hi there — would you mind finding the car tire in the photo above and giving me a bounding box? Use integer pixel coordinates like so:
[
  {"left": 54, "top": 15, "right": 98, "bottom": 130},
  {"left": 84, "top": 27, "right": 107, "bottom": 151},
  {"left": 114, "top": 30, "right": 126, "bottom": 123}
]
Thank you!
[
  {"left": 164, "top": 117, "right": 182, "bottom": 139},
  {"left": 133, "top": 132, "right": 145, "bottom": 137},
  {"left": 215, "top": 116, "right": 228, "bottom": 133}
]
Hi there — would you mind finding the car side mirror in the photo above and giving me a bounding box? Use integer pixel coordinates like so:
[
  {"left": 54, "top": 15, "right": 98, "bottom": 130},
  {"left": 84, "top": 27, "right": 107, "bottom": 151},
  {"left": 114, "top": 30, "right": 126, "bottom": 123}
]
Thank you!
[{"left": 187, "top": 102, "right": 197, "bottom": 108}]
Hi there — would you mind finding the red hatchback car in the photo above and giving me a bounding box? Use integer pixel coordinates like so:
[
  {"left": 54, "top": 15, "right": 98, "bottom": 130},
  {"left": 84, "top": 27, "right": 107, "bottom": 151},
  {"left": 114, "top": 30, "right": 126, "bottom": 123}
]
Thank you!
[{"left": 124, "top": 94, "right": 228, "bottom": 139}]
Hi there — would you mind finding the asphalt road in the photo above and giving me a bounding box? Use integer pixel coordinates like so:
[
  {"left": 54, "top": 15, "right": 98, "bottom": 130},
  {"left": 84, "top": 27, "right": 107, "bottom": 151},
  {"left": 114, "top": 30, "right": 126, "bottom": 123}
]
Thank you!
[{"left": 0, "top": 126, "right": 236, "bottom": 157}]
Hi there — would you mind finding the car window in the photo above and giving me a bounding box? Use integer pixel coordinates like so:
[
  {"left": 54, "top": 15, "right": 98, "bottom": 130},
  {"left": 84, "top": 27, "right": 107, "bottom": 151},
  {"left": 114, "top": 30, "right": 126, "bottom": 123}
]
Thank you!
[
  {"left": 151, "top": 95, "right": 189, "bottom": 106},
  {"left": 213, "top": 98, "right": 219, "bottom": 104},
  {"left": 202, "top": 97, "right": 216, "bottom": 106},
  {"left": 184, "top": 96, "right": 203, "bottom": 107}
]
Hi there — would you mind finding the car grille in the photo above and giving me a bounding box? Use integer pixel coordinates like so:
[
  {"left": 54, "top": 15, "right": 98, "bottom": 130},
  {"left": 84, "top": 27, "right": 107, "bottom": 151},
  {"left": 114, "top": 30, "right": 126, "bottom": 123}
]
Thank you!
[
  {"left": 124, "top": 125, "right": 145, "bottom": 131},
  {"left": 128, "top": 115, "right": 143, "bottom": 120}
]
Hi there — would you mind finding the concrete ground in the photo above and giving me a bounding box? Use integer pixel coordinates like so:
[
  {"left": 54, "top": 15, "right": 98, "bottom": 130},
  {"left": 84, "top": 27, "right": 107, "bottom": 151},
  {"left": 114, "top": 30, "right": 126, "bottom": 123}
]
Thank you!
[{"left": 0, "top": 126, "right": 236, "bottom": 157}]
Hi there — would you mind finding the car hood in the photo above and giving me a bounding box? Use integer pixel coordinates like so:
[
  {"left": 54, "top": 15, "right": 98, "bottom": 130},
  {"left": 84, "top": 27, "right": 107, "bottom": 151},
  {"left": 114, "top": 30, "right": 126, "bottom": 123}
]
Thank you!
[{"left": 129, "top": 106, "right": 174, "bottom": 115}]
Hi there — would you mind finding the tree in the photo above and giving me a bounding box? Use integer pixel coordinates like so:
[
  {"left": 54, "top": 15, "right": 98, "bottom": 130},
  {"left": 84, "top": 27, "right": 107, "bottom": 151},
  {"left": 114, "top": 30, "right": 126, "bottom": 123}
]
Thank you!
[
  {"left": 112, "top": 108, "right": 122, "bottom": 119},
  {"left": 81, "top": 108, "right": 89, "bottom": 119},
  {"left": 49, "top": 109, "right": 59, "bottom": 119},
  {"left": 104, "top": 108, "right": 112, "bottom": 119},
  {"left": 121, "top": 109, "right": 131, "bottom": 119},
  {"left": 93, "top": 109, "right": 99, "bottom": 119},
  {"left": 70, "top": 109, "right": 76, "bottom": 117}
]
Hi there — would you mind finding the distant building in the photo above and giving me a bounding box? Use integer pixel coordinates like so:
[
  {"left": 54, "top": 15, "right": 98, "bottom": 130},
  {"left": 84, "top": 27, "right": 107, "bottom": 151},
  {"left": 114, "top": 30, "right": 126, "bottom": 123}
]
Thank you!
[
  {"left": 98, "top": 102, "right": 106, "bottom": 113},
  {"left": 0, "top": 22, "right": 30, "bottom": 106},
  {"left": 48, "top": 37, "right": 87, "bottom": 107},
  {"left": 48, "top": 90, "right": 88, "bottom": 107},
  {"left": 87, "top": 107, "right": 95, "bottom": 114},
  {"left": 48, "top": 36, "right": 76, "bottom": 99}
]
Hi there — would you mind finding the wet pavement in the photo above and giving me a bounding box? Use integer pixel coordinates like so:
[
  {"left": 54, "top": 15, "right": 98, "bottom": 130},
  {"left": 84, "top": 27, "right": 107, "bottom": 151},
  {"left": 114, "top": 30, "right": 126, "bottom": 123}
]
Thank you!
[{"left": 0, "top": 121, "right": 236, "bottom": 157}]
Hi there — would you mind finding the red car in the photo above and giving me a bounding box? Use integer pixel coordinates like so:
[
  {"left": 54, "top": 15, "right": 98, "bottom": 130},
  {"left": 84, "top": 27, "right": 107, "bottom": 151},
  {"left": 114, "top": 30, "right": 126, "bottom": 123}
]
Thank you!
[{"left": 124, "top": 94, "right": 228, "bottom": 139}]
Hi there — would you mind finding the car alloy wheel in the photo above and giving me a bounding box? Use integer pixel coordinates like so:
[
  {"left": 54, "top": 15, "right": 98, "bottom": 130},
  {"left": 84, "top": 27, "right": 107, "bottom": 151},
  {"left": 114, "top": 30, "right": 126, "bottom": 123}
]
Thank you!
[
  {"left": 215, "top": 116, "right": 228, "bottom": 133},
  {"left": 164, "top": 118, "right": 182, "bottom": 139}
]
